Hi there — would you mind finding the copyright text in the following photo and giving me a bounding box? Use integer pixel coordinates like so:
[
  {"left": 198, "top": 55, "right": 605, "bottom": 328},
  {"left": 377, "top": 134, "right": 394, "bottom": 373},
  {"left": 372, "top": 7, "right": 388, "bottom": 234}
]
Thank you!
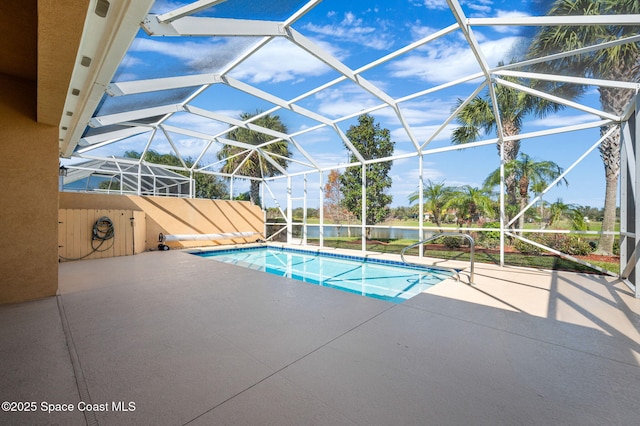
[{"left": 2, "top": 401, "right": 136, "bottom": 413}]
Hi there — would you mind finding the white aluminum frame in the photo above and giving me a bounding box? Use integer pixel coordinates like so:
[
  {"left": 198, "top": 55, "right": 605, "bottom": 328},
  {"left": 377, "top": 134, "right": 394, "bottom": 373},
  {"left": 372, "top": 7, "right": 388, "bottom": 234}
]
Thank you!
[
  {"left": 620, "top": 97, "right": 640, "bottom": 297},
  {"left": 58, "top": 0, "right": 640, "bottom": 295}
]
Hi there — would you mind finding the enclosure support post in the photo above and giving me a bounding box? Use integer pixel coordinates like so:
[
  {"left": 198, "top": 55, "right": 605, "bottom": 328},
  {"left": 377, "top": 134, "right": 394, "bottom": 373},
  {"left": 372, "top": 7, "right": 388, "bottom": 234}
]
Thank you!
[
  {"left": 499, "top": 132, "right": 505, "bottom": 268},
  {"left": 303, "top": 173, "right": 308, "bottom": 245},
  {"left": 632, "top": 101, "right": 638, "bottom": 299},
  {"left": 361, "top": 164, "right": 367, "bottom": 252},
  {"left": 418, "top": 155, "right": 424, "bottom": 257},
  {"left": 287, "top": 176, "right": 293, "bottom": 245},
  {"left": 620, "top": 122, "right": 628, "bottom": 281},
  {"left": 189, "top": 170, "right": 194, "bottom": 198},
  {"left": 319, "top": 170, "right": 324, "bottom": 249},
  {"left": 620, "top": 95, "right": 639, "bottom": 297}
]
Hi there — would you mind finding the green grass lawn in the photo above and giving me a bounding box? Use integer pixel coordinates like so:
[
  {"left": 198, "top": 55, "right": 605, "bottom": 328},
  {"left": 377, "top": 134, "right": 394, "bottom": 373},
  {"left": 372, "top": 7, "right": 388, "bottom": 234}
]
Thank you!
[
  {"left": 306, "top": 237, "right": 619, "bottom": 275},
  {"left": 297, "top": 218, "right": 620, "bottom": 233},
  {"left": 283, "top": 218, "right": 620, "bottom": 274}
]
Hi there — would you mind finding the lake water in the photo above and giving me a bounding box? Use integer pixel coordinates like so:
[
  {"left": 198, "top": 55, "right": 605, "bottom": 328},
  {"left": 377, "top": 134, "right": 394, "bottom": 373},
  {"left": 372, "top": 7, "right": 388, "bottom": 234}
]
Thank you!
[{"left": 290, "top": 224, "right": 421, "bottom": 240}]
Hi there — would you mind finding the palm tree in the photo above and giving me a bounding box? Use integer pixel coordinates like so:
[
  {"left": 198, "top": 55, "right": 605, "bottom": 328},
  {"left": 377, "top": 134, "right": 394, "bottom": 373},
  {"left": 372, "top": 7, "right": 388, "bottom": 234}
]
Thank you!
[
  {"left": 548, "top": 199, "right": 588, "bottom": 231},
  {"left": 549, "top": 199, "right": 571, "bottom": 227},
  {"left": 445, "top": 185, "right": 495, "bottom": 227},
  {"left": 531, "top": 180, "right": 548, "bottom": 227},
  {"left": 408, "top": 180, "right": 453, "bottom": 228},
  {"left": 527, "top": 0, "right": 640, "bottom": 254},
  {"left": 451, "top": 67, "right": 563, "bottom": 210},
  {"left": 485, "top": 153, "right": 567, "bottom": 232},
  {"left": 218, "top": 112, "right": 291, "bottom": 205}
]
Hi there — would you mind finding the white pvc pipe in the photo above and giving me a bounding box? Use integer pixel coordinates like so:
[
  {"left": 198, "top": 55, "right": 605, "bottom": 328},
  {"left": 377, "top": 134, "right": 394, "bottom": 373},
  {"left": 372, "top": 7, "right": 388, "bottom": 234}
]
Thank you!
[{"left": 162, "top": 231, "right": 259, "bottom": 242}]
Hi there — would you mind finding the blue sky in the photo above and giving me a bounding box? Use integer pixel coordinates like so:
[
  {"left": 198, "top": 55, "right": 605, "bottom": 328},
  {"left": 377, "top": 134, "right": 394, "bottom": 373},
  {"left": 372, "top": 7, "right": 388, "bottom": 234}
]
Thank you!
[{"left": 76, "top": 0, "right": 612, "bottom": 210}]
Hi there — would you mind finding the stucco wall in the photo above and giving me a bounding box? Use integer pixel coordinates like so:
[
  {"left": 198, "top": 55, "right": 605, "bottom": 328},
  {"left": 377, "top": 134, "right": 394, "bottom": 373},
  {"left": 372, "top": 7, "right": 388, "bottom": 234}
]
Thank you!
[
  {"left": 0, "top": 74, "right": 59, "bottom": 304},
  {"left": 59, "top": 193, "right": 264, "bottom": 250}
]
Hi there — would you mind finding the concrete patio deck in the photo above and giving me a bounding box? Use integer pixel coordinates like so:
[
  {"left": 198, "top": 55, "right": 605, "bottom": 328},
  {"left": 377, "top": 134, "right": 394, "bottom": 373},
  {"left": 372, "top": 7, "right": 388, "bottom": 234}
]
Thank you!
[{"left": 1, "top": 248, "right": 639, "bottom": 425}]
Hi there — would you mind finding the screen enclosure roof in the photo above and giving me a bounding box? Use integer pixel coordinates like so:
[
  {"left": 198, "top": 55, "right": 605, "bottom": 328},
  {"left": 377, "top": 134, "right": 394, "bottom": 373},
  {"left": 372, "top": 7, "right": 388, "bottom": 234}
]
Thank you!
[{"left": 58, "top": 0, "right": 640, "bottom": 182}]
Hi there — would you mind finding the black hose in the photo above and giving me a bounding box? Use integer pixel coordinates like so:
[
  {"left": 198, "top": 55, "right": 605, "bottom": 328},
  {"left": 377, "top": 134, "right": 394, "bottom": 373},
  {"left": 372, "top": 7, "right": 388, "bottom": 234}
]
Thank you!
[
  {"left": 59, "top": 216, "right": 115, "bottom": 261},
  {"left": 92, "top": 216, "right": 115, "bottom": 250}
]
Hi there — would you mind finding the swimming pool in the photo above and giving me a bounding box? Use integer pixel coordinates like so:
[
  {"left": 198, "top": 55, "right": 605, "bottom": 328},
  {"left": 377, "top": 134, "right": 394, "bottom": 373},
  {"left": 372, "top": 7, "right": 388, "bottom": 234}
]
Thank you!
[{"left": 194, "top": 247, "right": 453, "bottom": 303}]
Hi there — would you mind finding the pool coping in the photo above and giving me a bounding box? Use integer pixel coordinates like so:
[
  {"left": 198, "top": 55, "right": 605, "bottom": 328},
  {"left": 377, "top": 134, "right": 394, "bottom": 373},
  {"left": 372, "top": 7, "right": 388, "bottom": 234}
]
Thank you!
[
  {"left": 191, "top": 244, "right": 459, "bottom": 273},
  {"left": 185, "top": 242, "right": 473, "bottom": 283}
]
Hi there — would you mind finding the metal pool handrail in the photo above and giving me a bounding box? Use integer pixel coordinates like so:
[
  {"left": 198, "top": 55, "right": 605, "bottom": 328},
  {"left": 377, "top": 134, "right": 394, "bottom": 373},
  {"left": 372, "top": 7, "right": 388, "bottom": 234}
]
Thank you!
[{"left": 400, "top": 233, "right": 475, "bottom": 284}]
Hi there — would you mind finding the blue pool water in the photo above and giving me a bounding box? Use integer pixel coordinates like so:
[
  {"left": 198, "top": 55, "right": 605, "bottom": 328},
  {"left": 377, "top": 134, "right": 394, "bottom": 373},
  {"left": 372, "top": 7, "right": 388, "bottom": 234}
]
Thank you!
[{"left": 194, "top": 247, "right": 453, "bottom": 303}]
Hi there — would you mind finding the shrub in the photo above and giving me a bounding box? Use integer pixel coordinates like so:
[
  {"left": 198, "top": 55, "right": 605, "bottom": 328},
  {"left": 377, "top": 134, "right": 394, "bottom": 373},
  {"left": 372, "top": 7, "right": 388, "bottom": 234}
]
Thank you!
[
  {"left": 479, "top": 222, "right": 501, "bottom": 249},
  {"left": 514, "top": 233, "right": 594, "bottom": 256},
  {"left": 514, "top": 238, "right": 543, "bottom": 255},
  {"left": 481, "top": 237, "right": 501, "bottom": 250},
  {"left": 559, "top": 236, "right": 594, "bottom": 256},
  {"left": 442, "top": 236, "right": 462, "bottom": 249}
]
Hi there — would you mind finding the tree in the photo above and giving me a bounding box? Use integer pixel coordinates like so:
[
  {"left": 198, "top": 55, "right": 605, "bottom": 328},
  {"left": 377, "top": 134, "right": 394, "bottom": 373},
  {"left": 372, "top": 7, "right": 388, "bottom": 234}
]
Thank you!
[
  {"left": 527, "top": 0, "right": 640, "bottom": 254},
  {"left": 549, "top": 198, "right": 570, "bottom": 227},
  {"left": 217, "top": 111, "right": 291, "bottom": 205},
  {"left": 98, "top": 179, "right": 121, "bottom": 191},
  {"left": 408, "top": 180, "right": 454, "bottom": 228},
  {"left": 451, "top": 66, "right": 564, "bottom": 211},
  {"left": 323, "top": 169, "right": 357, "bottom": 233},
  {"left": 531, "top": 180, "right": 548, "bottom": 226},
  {"left": 390, "top": 205, "right": 419, "bottom": 220},
  {"left": 123, "top": 150, "right": 228, "bottom": 199},
  {"left": 548, "top": 199, "right": 588, "bottom": 231},
  {"left": 234, "top": 191, "right": 252, "bottom": 202},
  {"left": 193, "top": 172, "right": 228, "bottom": 199},
  {"left": 444, "top": 185, "right": 495, "bottom": 227},
  {"left": 323, "top": 170, "right": 343, "bottom": 221},
  {"left": 484, "top": 153, "right": 567, "bottom": 232},
  {"left": 339, "top": 114, "right": 395, "bottom": 235}
]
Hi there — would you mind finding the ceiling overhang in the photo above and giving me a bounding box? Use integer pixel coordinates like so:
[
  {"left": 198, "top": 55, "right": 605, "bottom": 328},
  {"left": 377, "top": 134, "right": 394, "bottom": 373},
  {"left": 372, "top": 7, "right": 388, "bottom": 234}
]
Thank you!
[{"left": 58, "top": 0, "right": 155, "bottom": 157}]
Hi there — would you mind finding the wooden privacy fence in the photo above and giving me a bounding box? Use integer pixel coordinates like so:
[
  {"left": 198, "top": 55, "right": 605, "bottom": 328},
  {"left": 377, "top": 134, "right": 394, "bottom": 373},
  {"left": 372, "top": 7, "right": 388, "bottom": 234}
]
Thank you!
[{"left": 58, "top": 209, "right": 146, "bottom": 262}]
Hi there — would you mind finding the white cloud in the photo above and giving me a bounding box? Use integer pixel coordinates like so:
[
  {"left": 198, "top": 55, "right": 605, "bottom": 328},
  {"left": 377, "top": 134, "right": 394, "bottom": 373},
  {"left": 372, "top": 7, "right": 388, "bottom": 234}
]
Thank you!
[
  {"left": 313, "top": 85, "right": 381, "bottom": 118},
  {"left": 303, "top": 11, "right": 395, "bottom": 50},
  {"left": 388, "top": 36, "right": 525, "bottom": 83},
  {"left": 293, "top": 126, "right": 341, "bottom": 146},
  {"left": 113, "top": 72, "right": 141, "bottom": 82},
  {"left": 130, "top": 38, "right": 205, "bottom": 62},
  {"left": 388, "top": 159, "right": 449, "bottom": 206},
  {"left": 396, "top": 98, "right": 457, "bottom": 125},
  {"left": 496, "top": 9, "right": 530, "bottom": 19},
  {"left": 527, "top": 113, "right": 599, "bottom": 128},
  {"left": 391, "top": 123, "right": 456, "bottom": 145},
  {"left": 414, "top": 0, "right": 494, "bottom": 14},
  {"left": 466, "top": 0, "right": 493, "bottom": 14},
  {"left": 165, "top": 110, "right": 241, "bottom": 131},
  {"left": 410, "top": 25, "right": 442, "bottom": 40},
  {"left": 307, "top": 93, "right": 458, "bottom": 148},
  {"left": 414, "top": 0, "right": 449, "bottom": 10},
  {"left": 149, "top": 0, "right": 186, "bottom": 14},
  {"left": 312, "top": 152, "right": 352, "bottom": 168},
  {"left": 491, "top": 10, "right": 532, "bottom": 34},
  {"left": 229, "top": 38, "right": 336, "bottom": 84},
  {"left": 130, "top": 37, "right": 294, "bottom": 79}
]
